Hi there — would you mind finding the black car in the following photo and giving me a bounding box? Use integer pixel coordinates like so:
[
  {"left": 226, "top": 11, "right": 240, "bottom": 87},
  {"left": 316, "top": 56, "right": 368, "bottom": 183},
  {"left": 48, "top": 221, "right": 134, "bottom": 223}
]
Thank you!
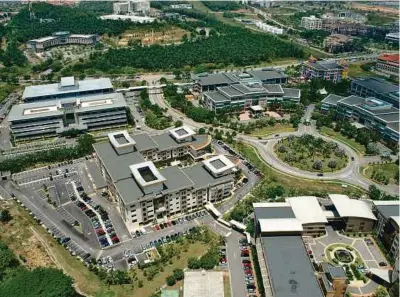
[{"left": 317, "top": 173, "right": 324, "bottom": 177}]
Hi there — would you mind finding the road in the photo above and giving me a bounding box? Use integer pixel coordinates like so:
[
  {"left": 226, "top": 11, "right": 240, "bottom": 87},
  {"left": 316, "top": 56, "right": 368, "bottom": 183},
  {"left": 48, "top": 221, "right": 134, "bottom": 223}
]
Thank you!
[{"left": 226, "top": 231, "right": 248, "bottom": 297}]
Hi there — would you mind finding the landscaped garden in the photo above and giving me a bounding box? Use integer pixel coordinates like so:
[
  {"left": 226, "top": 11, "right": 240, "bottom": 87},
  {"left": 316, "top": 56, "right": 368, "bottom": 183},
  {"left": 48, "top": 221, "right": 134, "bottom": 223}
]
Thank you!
[
  {"left": 274, "top": 134, "right": 348, "bottom": 172},
  {"left": 364, "top": 161, "right": 399, "bottom": 185}
]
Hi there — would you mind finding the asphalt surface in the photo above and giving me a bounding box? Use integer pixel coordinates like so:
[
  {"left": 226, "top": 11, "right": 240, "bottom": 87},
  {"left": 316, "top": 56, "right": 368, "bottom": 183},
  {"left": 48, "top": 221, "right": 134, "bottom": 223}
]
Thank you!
[{"left": 226, "top": 231, "right": 248, "bottom": 297}]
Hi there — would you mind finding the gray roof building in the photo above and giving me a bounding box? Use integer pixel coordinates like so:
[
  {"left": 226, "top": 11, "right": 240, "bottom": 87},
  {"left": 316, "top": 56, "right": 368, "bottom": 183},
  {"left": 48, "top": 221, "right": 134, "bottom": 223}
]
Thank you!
[{"left": 261, "top": 235, "right": 324, "bottom": 297}]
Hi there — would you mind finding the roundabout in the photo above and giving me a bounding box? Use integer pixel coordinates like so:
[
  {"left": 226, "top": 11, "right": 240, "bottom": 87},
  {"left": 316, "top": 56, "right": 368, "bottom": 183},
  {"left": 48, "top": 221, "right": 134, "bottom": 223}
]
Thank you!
[{"left": 274, "top": 134, "right": 349, "bottom": 173}]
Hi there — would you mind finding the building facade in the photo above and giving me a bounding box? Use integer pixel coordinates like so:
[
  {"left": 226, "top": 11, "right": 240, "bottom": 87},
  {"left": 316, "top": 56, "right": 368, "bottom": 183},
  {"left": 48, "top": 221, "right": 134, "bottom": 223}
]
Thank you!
[
  {"left": 8, "top": 93, "right": 128, "bottom": 139},
  {"left": 203, "top": 82, "right": 300, "bottom": 111},
  {"left": 350, "top": 78, "right": 399, "bottom": 108},
  {"left": 375, "top": 54, "right": 399, "bottom": 80},
  {"left": 113, "top": 0, "right": 150, "bottom": 15},
  {"left": 93, "top": 128, "right": 236, "bottom": 230},
  {"left": 27, "top": 31, "right": 99, "bottom": 53},
  {"left": 301, "top": 15, "right": 323, "bottom": 30},
  {"left": 303, "top": 60, "right": 346, "bottom": 82}
]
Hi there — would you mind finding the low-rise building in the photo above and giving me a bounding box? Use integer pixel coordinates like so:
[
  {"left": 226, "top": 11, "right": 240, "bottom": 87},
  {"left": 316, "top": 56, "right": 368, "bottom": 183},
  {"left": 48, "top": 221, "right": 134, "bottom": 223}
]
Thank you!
[
  {"left": 23, "top": 76, "right": 114, "bottom": 102},
  {"left": 375, "top": 54, "right": 399, "bottom": 80},
  {"left": 113, "top": 0, "right": 150, "bottom": 16},
  {"left": 27, "top": 31, "right": 99, "bottom": 53},
  {"left": 373, "top": 201, "right": 400, "bottom": 259},
  {"left": 303, "top": 60, "right": 347, "bottom": 82},
  {"left": 203, "top": 82, "right": 300, "bottom": 111},
  {"left": 321, "top": 94, "right": 399, "bottom": 144},
  {"left": 323, "top": 34, "right": 353, "bottom": 53},
  {"left": 170, "top": 3, "right": 192, "bottom": 9},
  {"left": 93, "top": 128, "right": 235, "bottom": 230},
  {"left": 318, "top": 263, "right": 348, "bottom": 297},
  {"left": 254, "top": 21, "right": 283, "bottom": 35},
  {"left": 194, "top": 69, "right": 287, "bottom": 92},
  {"left": 8, "top": 93, "right": 128, "bottom": 139},
  {"left": 350, "top": 78, "right": 399, "bottom": 108},
  {"left": 385, "top": 32, "right": 399, "bottom": 43},
  {"left": 301, "top": 15, "right": 323, "bottom": 30}
]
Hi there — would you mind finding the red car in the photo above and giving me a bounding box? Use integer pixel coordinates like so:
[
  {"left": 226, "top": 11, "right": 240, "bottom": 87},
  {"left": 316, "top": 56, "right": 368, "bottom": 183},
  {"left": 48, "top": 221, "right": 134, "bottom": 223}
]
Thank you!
[
  {"left": 154, "top": 225, "right": 160, "bottom": 231},
  {"left": 167, "top": 221, "right": 172, "bottom": 227},
  {"left": 243, "top": 263, "right": 252, "bottom": 268}
]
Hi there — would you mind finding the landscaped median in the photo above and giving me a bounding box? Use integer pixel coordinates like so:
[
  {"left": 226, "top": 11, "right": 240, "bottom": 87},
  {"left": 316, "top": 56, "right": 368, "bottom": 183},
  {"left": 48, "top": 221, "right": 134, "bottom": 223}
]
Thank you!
[
  {"left": 363, "top": 161, "right": 399, "bottom": 186},
  {"left": 319, "top": 127, "right": 366, "bottom": 155}
]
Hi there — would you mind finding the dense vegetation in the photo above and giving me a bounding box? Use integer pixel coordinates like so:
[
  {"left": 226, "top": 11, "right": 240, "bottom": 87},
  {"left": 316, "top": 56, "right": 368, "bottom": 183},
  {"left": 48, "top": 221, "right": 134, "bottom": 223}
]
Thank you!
[
  {"left": 139, "top": 89, "right": 172, "bottom": 130},
  {"left": 0, "top": 240, "right": 79, "bottom": 297},
  {"left": 202, "top": 1, "right": 244, "bottom": 11},
  {"left": 0, "top": 134, "right": 95, "bottom": 173},
  {"left": 88, "top": 25, "right": 304, "bottom": 71}
]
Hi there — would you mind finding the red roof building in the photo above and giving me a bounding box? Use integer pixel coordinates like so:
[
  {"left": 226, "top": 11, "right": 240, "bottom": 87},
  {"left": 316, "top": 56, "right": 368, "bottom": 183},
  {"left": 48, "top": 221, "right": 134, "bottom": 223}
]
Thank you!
[{"left": 376, "top": 54, "right": 399, "bottom": 79}]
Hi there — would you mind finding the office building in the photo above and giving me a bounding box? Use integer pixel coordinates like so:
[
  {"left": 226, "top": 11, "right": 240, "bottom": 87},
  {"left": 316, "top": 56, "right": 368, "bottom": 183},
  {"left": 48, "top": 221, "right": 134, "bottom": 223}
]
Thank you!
[
  {"left": 27, "top": 31, "right": 99, "bottom": 53},
  {"left": 93, "top": 128, "right": 236, "bottom": 230},
  {"left": 301, "top": 15, "right": 323, "bottom": 30},
  {"left": 113, "top": 0, "right": 150, "bottom": 16},
  {"left": 170, "top": 3, "right": 192, "bottom": 9},
  {"left": 375, "top": 54, "right": 399, "bottom": 80},
  {"left": 254, "top": 21, "right": 283, "bottom": 35},
  {"left": 321, "top": 94, "right": 399, "bottom": 144},
  {"left": 373, "top": 201, "right": 400, "bottom": 259},
  {"left": 8, "top": 93, "right": 128, "bottom": 139},
  {"left": 318, "top": 263, "right": 348, "bottom": 297},
  {"left": 203, "top": 82, "right": 300, "bottom": 111},
  {"left": 350, "top": 78, "right": 399, "bottom": 108},
  {"left": 194, "top": 69, "right": 287, "bottom": 92},
  {"left": 22, "top": 77, "right": 114, "bottom": 102},
  {"left": 303, "top": 60, "right": 347, "bottom": 82},
  {"left": 323, "top": 34, "right": 353, "bottom": 53}
]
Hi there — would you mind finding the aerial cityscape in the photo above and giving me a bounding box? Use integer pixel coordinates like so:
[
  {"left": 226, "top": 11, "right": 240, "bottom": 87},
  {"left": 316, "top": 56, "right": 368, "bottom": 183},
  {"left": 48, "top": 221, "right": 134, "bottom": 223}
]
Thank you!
[{"left": 0, "top": 1, "right": 398, "bottom": 297}]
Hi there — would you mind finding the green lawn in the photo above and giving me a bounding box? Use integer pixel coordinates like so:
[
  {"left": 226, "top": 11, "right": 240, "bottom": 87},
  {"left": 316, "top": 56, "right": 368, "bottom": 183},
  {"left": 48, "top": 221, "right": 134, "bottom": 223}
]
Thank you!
[
  {"left": 364, "top": 163, "right": 399, "bottom": 185},
  {"left": 275, "top": 137, "right": 348, "bottom": 172},
  {"left": 319, "top": 127, "right": 366, "bottom": 155},
  {"left": 250, "top": 124, "right": 295, "bottom": 137}
]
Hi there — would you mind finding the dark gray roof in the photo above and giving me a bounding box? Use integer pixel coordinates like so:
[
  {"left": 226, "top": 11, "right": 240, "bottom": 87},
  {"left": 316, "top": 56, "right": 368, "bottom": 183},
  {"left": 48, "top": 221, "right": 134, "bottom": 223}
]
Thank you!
[
  {"left": 353, "top": 78, "right": 398, "bottom": 94},
  {"left": 182, "top": 163, "right": 232, "bottom": 190},
  {"left": 219, "top": 86, "right": 244, "bottom": 97},
  {"left": 152, "top": 133, "right": 186, "bottom": 151},
  {"left": 247, "top": 69, "right": 287, "bottom": 81},
  {"left": 283, "top": 88, "right": 301, "bottom": 99},
  {"left": 375, "top": 205, "right": 400, "bottom": 220},
  {"left": 254, "top": 206, "right": 296, "bottom": 220},
  {"left": 321, "top": 262, "right": 347, "bottom": 279},
  {"left": 261, "top": 235, "right": 324, "bottom": 297},
  {"left": 375, "top": 112, "right": 400, "bottom": 123},
  {"left": 131, "top": 133, "right": 159, "bottom": 151},
  {"left": 338, "top": 95, "right": 366, "bottom": 107},
  {"left": 387, "top": 122, "right": 399, "bottom": 132},
  {"left": 204, "top": 91, "right": 230, "bottom": 103},
  {"left": 93, "top": 141, "right": 145, "bottom": 181},
  {"left": 309, "top": 60, "right": 343, "bottom": 71},
  {"left": 322, "top": 94, "right": 344, "bottom": 106},
  {"left": 196, "top": 73, "right": 237, "bottom": 86},
  {"left": 263, "top": 84, "right": 284, "bottom": 94}
]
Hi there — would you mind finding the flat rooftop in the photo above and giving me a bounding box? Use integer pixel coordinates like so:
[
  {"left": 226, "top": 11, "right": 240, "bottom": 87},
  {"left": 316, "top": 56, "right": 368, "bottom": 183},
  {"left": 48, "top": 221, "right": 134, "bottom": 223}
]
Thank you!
[
  {"left": 353, "top": 78, "right": 399, "bottom": 94},
  {"left": 261, "top": 235, "right": 324, "bottom": 297},
  {"left": 183, "top": 271, "right": 224, "bottom": 297}
]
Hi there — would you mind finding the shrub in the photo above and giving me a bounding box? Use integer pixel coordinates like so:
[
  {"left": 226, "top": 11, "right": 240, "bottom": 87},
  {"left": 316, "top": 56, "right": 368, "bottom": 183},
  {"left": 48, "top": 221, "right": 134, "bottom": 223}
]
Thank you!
[
  {"left": 166, "top": 275, "right": 176, "bottom": 286},
  {"left": 173, "top": 269, "right": 184, "bottom": 281},
  {"left": 313, "top": 160, "right": 322, "bottom": 170}
]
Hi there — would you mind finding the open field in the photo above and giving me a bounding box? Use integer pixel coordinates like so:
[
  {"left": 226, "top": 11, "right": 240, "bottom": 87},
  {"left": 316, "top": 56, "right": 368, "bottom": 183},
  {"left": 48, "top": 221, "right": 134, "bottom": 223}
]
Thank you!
[
  {"left": 364, "top": 163, "right": 399, "bottom": 185},
  {"left": 250, "top": 124, "right": 295, "bottom": 137},
  {"left": 320, "top": 127, "right": 366, "bottom": 155}
]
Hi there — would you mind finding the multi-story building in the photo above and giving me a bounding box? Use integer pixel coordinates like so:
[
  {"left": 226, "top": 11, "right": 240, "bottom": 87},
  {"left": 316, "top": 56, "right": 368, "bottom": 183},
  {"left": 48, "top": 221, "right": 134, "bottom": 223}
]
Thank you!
[
  {"left": 93, "top": 127, "right": 236, "bottom": 230},
  {"left": 375, "top": 54, "right": 399, "bottom": 80},
  {"left": 350, "top": 77, "right": 399, "bottom": 108},
  {"left": 321, "top": 94, "right": 399, "bottom": 144},
  {"left": 303, "top": 60, "right": 347, "bottom": 82},
  {"left": 385, "top": 32, "right": 399, "bottom": 43},
  {"left": 27, "top": 31, "right": 99, "bottom": 53},
  {"left": 323, "top": 34, "right": 353, "bottom": 53},
  {"left": 113, "top": 0, "right": 150, "bottom": 16},
  {"left": 22, "top": 76, "right": 114, "bottom": 103},
  {"left": 318, "top": 263, "right": 348, "bottom": 297},
  {"left": 8, "top": 93, "right": 128, "bottom": 139},
  {"left": 254, "top": 21, "right": 283, "bottom": 35},
  {"left": 373, "top": 201, "right": 400, "bottom": 259},
  {"left": 301, "top": 15, "right": 323, "bottom": 30},
  {"left": 194, "top": 69, "right": 287, "bottom": 92},
  {"left": 203, "top": 82, "right": 300, "bottom": 111}
]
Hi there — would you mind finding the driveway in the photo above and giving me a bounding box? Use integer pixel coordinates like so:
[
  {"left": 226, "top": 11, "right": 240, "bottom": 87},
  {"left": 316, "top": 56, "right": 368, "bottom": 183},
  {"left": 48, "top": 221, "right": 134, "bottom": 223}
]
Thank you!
[{"left": 226, "top": 231, "right": 248, "bottom": 297}]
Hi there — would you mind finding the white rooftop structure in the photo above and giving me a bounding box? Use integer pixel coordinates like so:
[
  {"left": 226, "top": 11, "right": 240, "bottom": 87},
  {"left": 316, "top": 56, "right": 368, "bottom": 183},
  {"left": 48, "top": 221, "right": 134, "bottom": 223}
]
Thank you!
[
  {"left": 100, "top": 14, "right": 155, "bottom": 23},
  {"left": 184, "top": 270, "right": 224, "bottom": 297},
  {"left": 253, "top": 202, "right": 289, "bottom": 208},
  {"left": 129, "top": 161, "right": 166, "bottom": 188},
  {"left": 259, "top": 218, "right": 304, "bottom": 233},
  {"left": 169, "top": 125, "right": 195, "bottom": 141},
  {"left": 108, "top": 130, "right": 136, "bottom": 149},
  {"left": 286, "top": 196, "right": 328, "bottom": 225},
  {"left": 369, "top": 268, "right": 391, "bottom": 283},
  {"left": 329, "top": 194, "right": 376, "bottom": 221},
  {"left": 250, "top": 105, "right": 264, "bottom": 112},
  {"left": 60, "top": 76, "right": 75, "bottom": 87},
  {"left": 203, "top": 155, "right": 236, "bottom": 177}
]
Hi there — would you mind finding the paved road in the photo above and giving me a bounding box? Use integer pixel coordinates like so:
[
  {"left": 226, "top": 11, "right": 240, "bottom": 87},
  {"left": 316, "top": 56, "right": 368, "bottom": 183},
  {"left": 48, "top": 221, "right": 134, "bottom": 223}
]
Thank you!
[{"left": 226, "top": 231, "right": 248, "bottom": 297}]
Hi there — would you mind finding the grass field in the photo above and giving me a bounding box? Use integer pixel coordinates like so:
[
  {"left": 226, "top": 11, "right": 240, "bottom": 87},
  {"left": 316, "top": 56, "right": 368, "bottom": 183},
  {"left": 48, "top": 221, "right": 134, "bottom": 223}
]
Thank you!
[
  {"left": 320, "top": 127, "right": 366, "bottom": 155},
  {"left": 347, "top": 62, "right": 377, "bottom": 78},
  {"left": 250, "top": 124, "right": 295, "bottom": 137},
  {"left": 236, "top": 142, "right": 364, "bottom": 196},
  {"left": 364, "top": 163, "right": 399, "bottom": 185}
]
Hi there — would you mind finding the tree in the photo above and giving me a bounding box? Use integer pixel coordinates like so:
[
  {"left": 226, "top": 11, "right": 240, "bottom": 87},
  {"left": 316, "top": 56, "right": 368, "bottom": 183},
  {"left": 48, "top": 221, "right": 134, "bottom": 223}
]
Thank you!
[
  {"left": 366, "top": 143, "right": 379, "bottom": 155},
  {"left": 0, "top": 242, "right": 19, "bottom": 271},
  {"left": 173, "top": 268, "right": 184, "bottom": 281},
  {"left": 369, "top": 185, "right": 381, "bottom": 200},
  {"left": 166, "top": 275, "right": 176, "bottom": 286},
  {"left": 174, "top": 120, "right": 183, "bottom": 128},
  {"left": 313, "top": 160, "right": 323, "bottom": 170},
  {"left": 0, "top": 209, "right": 11, "bottom": 223},
  {"left": 188, "top": 257, "right": 201, "bottom": 269},
  {"left": 375, "top": 286, "right": 389, "bottom": 297},
  {"left": 198, "top": 127, "right": 206, "bottom": 134},
  {"left": 328, "top": 160, "right": 337, "bottom": 170}
]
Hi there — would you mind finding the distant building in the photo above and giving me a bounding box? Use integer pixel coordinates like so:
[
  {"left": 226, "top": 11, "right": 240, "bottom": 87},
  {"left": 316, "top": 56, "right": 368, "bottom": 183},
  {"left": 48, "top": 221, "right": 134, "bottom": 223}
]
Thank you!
[
  {"left": 93, "top": 128, "right": 235, "bottom": 230},
  {"left": 323, "top": 34, "right": 353, "bottom": 53},
  {"left": 375, "top": 54, "right": 399, "bottom": 80},
  {"left": 169, "top": 3, "right": 192, "bottom": 9},
  {"left": 373, "top": 201, "right": 400, "bottom": 259},
  {"left": 22, "top": 77, "right": 114, "bottom": 102},
  {"left": 8, "top": 93, "right": 128, "bottom": 139},
  {"left": 350, "top": 78, "right": 399, "bottom": 108},
  {"left": 254, "top": 20, "right": 283, "bottom": 35},
  {"left": 113, "top": 0, "right": 150, "bottom": 16},
  {"left": 385, "top": 32, "right": 399, "bottom": 43},
  {"left": 203, "top": 82, "right": 300, "bottom": 111},
  {"left": 194, "top": 69, "right": 287, "bottom": 92},
  {"left": 301, "top": 15, "right": 323, "bottom": 30},
  {"left": 100, "top": 14, "right": 154, "bottom": 23},
  {"left": 303, "top": 60, "right": 346, "bottom": 82},
  {"left": 27, "top": 31, "right": 99, "bottom": 53},
  {"left": 321, "top": 94, "right": 399, "bottom": 144}
]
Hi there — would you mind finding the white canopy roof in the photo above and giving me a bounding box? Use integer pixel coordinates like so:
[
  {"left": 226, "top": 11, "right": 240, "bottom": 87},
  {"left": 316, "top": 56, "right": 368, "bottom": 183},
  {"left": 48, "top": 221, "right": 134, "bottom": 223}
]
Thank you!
[
  {"left": 286, "top": 196, "right": 328, "bottom": 225},
  {"left": 329, "top": 194, "right": 376, "bottom": 221},
  {"left": 259, "top": 218, "right": 303, "bottom": 233}
]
